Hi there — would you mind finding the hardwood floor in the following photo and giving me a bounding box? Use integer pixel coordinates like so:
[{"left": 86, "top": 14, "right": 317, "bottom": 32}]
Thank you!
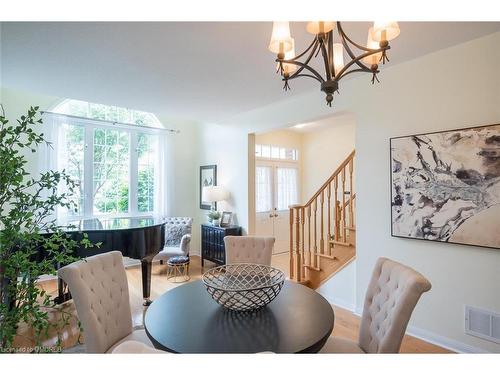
[{"left": 14, "top": 255, "right": 451, "bottom": 353}]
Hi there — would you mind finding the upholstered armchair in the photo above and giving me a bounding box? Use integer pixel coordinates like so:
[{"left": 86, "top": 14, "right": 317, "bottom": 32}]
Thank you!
[
  {"left": 154, "top": 217, "right": 193, "bottom": 264},
  {"left": 58, "top": 251, "right": 155, "bottom": 353},
  {"left": 320, "top": 257, "right": 431, "bottom": 353},
  {"left": 224, "top": 236, "right": 275, "bottom": 266}
]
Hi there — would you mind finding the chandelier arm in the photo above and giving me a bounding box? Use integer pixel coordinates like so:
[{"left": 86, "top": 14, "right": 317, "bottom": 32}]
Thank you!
[
  {"left": 283, "top": 73, "right": 323, "bottom": 83},
  {"left": 336, "top": 22, "right": 390, "bottom": 73},
  {"left": 320, "top": 37, "right": 332, "bottom": 81},
  {"left": 339, "top": 68, "right": 375, "bottom": 79},
  {"left": 289, "top": 37, "right": 319, "bottom": 62},
  {"left": 337, "top": 22, "right": 379, "bottom": 53},
  {"left": 335, "top": 50, "right": 383, "bottom": 80},
  {"left": 280, "top": 42, "right": 323, "bottom": 82},
  {"left": 283, "top": 60, "right": 325, "bottom": 82},
  {"left": 286, "top": 40, "right": 320, "bottom": 78}
]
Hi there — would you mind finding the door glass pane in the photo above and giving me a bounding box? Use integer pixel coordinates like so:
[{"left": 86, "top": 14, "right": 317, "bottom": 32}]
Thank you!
[
  {"left": 256, "top": 166, "right": 272, "bottom": 213},
  {"left": 58, "top": 123, "right": 84, "bottom": 216},
  {"left": 137, "top": 133, "right": 158, "bottom": 213},
  {"left": 93, "top": 128, "right": 130, "bottom": 214},
  {"left": 276, "top": 167, "right": 298, "bottom": 210}
]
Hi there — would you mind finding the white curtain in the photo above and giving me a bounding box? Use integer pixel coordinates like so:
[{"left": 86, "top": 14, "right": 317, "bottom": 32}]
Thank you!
[
  {"left": 155, "top": 131, "right": 170, "bottom": 218},
  {"left": 256, "top": 166, "right": 272, "bottom": 213},
  {"left": 276, "top": 167, "right": 298, "bottom": 211}
]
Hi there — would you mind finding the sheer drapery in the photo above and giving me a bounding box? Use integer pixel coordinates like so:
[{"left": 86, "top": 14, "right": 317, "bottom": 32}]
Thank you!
[
  {"left": 256, "top": 166, "right": 272, "bottom": 213},
  {"left": 155, "top": 132, "right": 169, "bottom": 217},
  {"left": 276, "top": 167, "right": 298, "bottom": 211}
]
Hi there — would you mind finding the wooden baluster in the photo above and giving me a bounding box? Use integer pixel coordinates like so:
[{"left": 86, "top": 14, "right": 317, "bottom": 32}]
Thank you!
[
  {"left": 334, "top": 176, "right": 339, "bottom": 241},
  {"left": 313, "top": 198, "right": 318, "bottom": 268},
  {"left": 301, "top": 206, "right": 305, "bottom": 265},
  {"left": 349, "top": 157, "right": 354, "bottom": 229},
  {"left": 327, "top": 182, "right": 331, "bottom": 257},
  {"left": 289, "top": 207, "right": 294, "bottom": 280},
  {"left": 320, "top": 191, "right": 325, "bottom": 256},
  {"left": 307, "top": 205, "right": 312, "bottom": 267},
  {"left": 342, "top": 167, "right": 347, "bottom": 242},
  {"left": 295, "top": 207, "right": 301, "bottom": 281}
]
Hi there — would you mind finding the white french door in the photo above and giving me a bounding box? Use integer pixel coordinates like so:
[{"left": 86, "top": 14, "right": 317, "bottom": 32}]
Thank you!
[{"left": 255, "top": 161, "right": 299, "bottom": 254}]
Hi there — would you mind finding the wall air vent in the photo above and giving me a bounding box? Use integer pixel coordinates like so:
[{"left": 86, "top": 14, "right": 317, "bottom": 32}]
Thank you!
[{"left": 465, "top": 305, "right": 500, "bottom": 344}]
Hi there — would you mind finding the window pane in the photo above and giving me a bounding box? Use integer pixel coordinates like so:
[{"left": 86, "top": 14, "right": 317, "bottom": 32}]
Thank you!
[
  {"left": 137, "top": 133, "right": 158, "bottom": 212},
  {"left": 93, "top": 128, "right": 130, "bottom": 214},
  {"left": 279, "top": 147, "right": 286, "bottom": 159},
  {"left": 58, "top": 123, "right": 84, "bottom": 216},
  {"left": 255, "top": 144, "right": 262, "bottom": 157},
  {"left": 256, "top": 166, "right": 272, "bottom": 213},
  {"left": 261, "top": 145, "right": 271, "bottom": 158},
  {"left": 276, "top": 167, "right": 298, "bottom": 210},
  {"left": 271, "top": 146, "right": 280, "bottom": 159}
]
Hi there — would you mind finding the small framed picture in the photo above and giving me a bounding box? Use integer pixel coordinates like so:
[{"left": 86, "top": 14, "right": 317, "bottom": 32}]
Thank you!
[{"left": 221, "top": 211, "right": 232, "bottom": 227}]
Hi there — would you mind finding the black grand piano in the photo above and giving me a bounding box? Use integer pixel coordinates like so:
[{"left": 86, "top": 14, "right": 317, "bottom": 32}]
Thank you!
[{"left": 54, "top": 216, "right": 167, "bottom": 306}]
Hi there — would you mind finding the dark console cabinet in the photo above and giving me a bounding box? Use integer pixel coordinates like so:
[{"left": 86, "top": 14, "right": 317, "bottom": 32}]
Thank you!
[{"left": 201, "top": 224, "right": 241, "bottom": 266}]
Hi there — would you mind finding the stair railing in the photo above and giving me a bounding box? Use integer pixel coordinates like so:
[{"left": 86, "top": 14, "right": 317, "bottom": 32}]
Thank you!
[{"left": 289, "top": 150, "right": 355, "bottom": 282}]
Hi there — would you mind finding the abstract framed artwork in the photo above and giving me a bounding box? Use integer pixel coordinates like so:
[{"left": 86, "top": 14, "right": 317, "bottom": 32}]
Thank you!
[
  {"left": 200, "top": 165, "right": 217, "bottom": 210},
  {"left": 390, "top": 123, "right": 500, "bottom": 250}
]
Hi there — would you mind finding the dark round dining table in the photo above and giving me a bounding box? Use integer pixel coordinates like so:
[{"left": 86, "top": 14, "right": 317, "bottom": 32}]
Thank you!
[{"left": 144, "top": 280, "right": 334, "bottom": 353}]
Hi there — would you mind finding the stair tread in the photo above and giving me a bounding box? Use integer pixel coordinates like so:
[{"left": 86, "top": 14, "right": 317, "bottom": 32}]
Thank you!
[{"left": 329, "top": 240, "right": 352, "bottom": 247}]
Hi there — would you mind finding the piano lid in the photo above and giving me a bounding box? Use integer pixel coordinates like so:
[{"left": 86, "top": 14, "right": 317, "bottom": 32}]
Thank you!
[{"left": 57, "top": 216, "right": 167, "bottom": 232}]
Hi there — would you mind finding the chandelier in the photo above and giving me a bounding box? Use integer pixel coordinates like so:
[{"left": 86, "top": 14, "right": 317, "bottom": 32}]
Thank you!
[{"left": 268, "top": 21, "right": 400, "bottom": 106}]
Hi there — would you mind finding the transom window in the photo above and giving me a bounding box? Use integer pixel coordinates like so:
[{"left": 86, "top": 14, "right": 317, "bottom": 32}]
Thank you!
[
  {"left": 52, "top": 99, "right": 163, "bottom": 219},
  {"left": 255, "top": 144, "right": 298, "bottom": 161}
]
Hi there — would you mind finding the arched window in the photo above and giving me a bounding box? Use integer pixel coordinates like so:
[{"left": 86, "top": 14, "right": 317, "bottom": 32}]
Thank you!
[{"left": 49, "top": 99, "right": 165, "bottom": 219}]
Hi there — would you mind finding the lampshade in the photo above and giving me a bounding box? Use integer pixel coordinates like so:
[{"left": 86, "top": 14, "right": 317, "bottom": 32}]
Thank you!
[
  {"left": 202, "top": 186, "right": 229, "bottom": 203},
  {"left": 333, "top": 43, "right": 344, "bottom": 76},
  {"left": 363, "top": 27, "right": 383, "bottom": 65},
  {"left": 268, "top": 21, "right": 293, "bottom": 54},
  {"left": 277, "top": 38, "right": 297, "bottom": 75},
  {"left": 306, "top": 21, "right": 335, "bottom": 35},
  {"left": 372, "top": 21, "right": 400, "bottom": 42}
]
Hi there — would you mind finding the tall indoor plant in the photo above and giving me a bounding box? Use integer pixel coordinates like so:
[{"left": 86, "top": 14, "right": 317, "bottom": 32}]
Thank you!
[{"left": 0, "top": 106, "right": 91, "bottom": 350}]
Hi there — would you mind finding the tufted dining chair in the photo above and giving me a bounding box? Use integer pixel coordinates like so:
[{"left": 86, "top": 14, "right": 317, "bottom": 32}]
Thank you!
[
  {"left": 320, "top": 257, "right": 431, "bottom": 353},
  {"left": 224, "top": 236, "right": 275, "bottom": 266},
  {"left": 58, "top": 251, "right": 155, "bottom": 353}
]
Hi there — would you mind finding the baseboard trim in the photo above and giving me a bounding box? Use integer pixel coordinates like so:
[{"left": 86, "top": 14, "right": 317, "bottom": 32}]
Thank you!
[
  {"left": 348, "top": 306, "right": 488, "bottom": 353},
  {"left": 405, "top": 326, "right": 489, "bottom": 354},
  {"left": 326, "top": 297, "right": 357, "bottom": 312}
]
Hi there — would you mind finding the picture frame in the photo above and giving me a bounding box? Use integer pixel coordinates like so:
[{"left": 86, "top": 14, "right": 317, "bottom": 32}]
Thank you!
[
  {"left": 200, "top": 165, "right": 217, "bottom": 210},
  {"left": 390, "top": 123, "right": 500, "bottom": 250},
  {"left": 221, "top": 211, "right": 232, "bottom": 227}
]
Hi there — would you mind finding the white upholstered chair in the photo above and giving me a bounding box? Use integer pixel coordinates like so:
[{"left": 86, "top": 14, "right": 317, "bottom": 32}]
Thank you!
[
  {"left": 111, "top": 341, "right": 164, "bottom": 354},
  {"left": 320, "top": 257, "right": 431, "bottom": 353},
  {"left": 58, "top": 251, "right": 155, "bottom": 353},
  {"left": 224, "top": 236, "right": 275, "bottom": 266},
  {"left": 154, "top": 217, "right": 192, "bottom": 264}
]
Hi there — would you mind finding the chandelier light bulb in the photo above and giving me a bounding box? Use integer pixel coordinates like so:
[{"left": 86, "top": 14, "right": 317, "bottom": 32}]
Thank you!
[
  {"left": 268, "top": 21, "right": 294, "bottom": 54},
  {"left": 306, "top": 21, "right": 335, "bottom": 35},
  {"left": 372, "top": 21, "right": 400, "bottom": 42},
  {"left": 363, "top": 27, "right": 383, "bottom": 65},
  {"left": 333, "top": 43, "right": 345, "bottom": 76}
]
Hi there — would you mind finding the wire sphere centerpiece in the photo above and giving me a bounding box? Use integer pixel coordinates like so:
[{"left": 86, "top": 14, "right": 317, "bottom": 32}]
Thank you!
[{"left": 202, "top": 263, "right": 285, "bottom": 312}]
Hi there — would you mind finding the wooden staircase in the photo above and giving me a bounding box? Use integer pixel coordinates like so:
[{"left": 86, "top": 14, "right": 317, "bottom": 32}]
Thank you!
[{"left": 289, "top": 150, "right": 356, "bottom": 289}]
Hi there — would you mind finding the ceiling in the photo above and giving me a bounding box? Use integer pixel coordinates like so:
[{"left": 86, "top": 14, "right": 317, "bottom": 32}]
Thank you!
[{"left": 2, "top": 22, "right": 500, "bottom": 123}]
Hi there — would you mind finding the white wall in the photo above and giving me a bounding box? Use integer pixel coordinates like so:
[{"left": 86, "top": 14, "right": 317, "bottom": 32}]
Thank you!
[
  {"left": 301, "top": 114, "right": 356, "bottom": 201},
  {"left": 224, "top": 32, "right": 500, "bottom": 353},
  {"left": 316, "top": 260, "right": 357, "bottom": 311},
  {"left": 195, "top": 122, "right": 250, "bottom": 254}
]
